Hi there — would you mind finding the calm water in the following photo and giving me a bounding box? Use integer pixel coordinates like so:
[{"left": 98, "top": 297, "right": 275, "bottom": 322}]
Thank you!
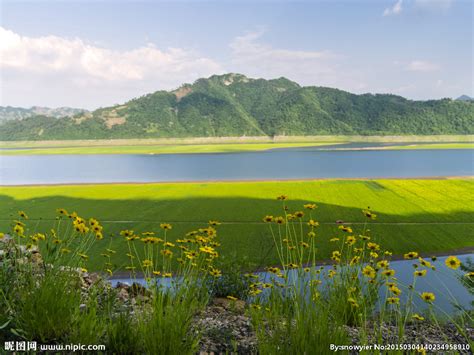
[
  {"left": 0, "top": 148, "right": 473, "bottom": 185},
  {"left": 110, "top": 254, "right": 473, "bottom": 315}
]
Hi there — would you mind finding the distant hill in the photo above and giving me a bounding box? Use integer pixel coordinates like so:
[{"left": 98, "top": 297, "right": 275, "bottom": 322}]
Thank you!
[
  {"left": 0, "top": 106, "right": 87, "bottom": 123},
  {"left": 0, "top": 73, "right": 473, "bottom": 140},
  {"left": 456, "top": 95, "right": 474, "bottom": 102}
]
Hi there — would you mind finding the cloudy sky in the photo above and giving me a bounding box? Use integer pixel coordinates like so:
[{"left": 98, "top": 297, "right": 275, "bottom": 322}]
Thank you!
[{"left": 0, "top": 0, "right": 472, "bottom": 109}]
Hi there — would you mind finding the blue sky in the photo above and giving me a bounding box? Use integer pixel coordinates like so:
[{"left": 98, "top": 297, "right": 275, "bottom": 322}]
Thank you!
[{"left": 0, "top": 0, "right": 472, "bottom": 109}]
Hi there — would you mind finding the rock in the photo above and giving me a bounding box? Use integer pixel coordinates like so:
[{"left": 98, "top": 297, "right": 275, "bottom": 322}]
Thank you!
[{"left": 212, "top": 297, "right": 246, "bottom": 313}]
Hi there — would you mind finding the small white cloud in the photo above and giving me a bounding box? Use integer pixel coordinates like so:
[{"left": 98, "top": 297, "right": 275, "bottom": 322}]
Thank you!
[
  {"left": 407, "top": 60, "right": 440, "bottom": 72},
  {"left": 383, "top": 0, "right": 403, "bottom": 16}
]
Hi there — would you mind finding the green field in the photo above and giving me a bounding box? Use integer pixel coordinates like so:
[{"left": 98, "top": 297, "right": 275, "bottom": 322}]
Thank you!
[
  {"left": 0, "top": 142, "right": 338, "bottom": 155},
  {"left": 1, "top": 179, "right": 473, "bottom": 271},
  {"left": 0, "top": 141, "right": 472, "bottom": 155}
]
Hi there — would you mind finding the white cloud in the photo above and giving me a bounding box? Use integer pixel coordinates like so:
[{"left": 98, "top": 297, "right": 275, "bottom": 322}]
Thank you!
[
  {"left": 229, "top": 30, "right": 339, "bottom": 86},
  {"left": 0, "top": 26, "right": 223, "bottom": 106},
  {"left": 383, "top": 0, "right": 403, "bottom": 16},
  {"left": 406, "top": 60, "right": 440, "bottom": 72}
]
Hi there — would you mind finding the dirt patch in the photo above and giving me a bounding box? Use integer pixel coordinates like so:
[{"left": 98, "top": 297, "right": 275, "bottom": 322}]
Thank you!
[{"left": 174, "top": 86, "right": 192, "bottom": 101}]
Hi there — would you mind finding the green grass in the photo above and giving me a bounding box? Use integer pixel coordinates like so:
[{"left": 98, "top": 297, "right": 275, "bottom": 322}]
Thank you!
[
  {"left": 0, "top": 142, "right": 338, "bottom": 155},
  {"left": 1, "top": 179, "right": 473, "bottom": 271}
]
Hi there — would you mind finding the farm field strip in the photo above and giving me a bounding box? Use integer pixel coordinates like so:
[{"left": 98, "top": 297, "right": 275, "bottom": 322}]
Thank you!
[{"left": 1, "top": 179, "right": 472, "bottom": 270}]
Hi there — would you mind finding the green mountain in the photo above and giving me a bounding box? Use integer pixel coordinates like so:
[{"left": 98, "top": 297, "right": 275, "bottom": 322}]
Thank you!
[{"left": 1, "top": 73, "right": 473, "bottom": 140}]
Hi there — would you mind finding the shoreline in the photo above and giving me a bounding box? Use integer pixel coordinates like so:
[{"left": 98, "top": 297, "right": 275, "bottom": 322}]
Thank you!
[
  {"left": 1, "top": 134, "right": 473, "bottom": 148},
  {"left": 108, "top": 247, "right": 474, "bottom": 280},
  {"left": 1, "top": 175, "right": 473, "bottom": 188}
]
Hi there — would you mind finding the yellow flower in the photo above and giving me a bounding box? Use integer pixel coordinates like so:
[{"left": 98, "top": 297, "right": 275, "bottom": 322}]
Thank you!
[
  {"left": 227, "top": 295, "right": 238, "bottom": 301},
  {"left": 57, "top": 208, "right": 68, "bottom": 215},
  {"left": 13, "top": 224, "right": 24, "bottom": 236},
  {"left": 161, "top": 249, "right": 173, "bottom": 257},
  {"left": 251, "top": 304, "right": 262, "bottom": 310},
  {"left": 263, "top": 215, "right": 274, "bottom": 223},
  {"left": 80, "top": 268, "right": 88, "bottom": 273},
  {"left": 60, "top": 248, "right": 71, "bottom": 254},
  {"left": 384, "top": 251, "right": 392, "bottom": 256},
  {"left": 363, "top": 209, "right": 376, "bottom": 219},
  {"left": 300, "top": 241, "right": 309, "bottom": 248},
  {"left": 152, "top": 270, "right": 161, "bottom": 276},
  {"left": 338, "top": 225, "right": 352, "bottom": 233},
  {"left": 95, "top": 232, "right": 103, "bottom": 240},
  {"left": 120, "top": 230, "right": 134, "bottom": 238},
  {"left": 382, "top": 269, "right": 395, "bottom": 277},
  {"left": 78, "top": 253, "right": 88, "bottom": 260},
  {"left": 414, "top": 270, "right": 427, "bottom": 277},
  {"left": 286, "top": 263, "right": 299, "bottom": 269},
  {"left": 199, "top": 246, "right": 215, "bottom": 254},
  {"left": 418, "top": 258, "right": 432, "bottom": 268},
  {"left": 304, "top": 267, "right": 310, "bottom": 272},
  {"left": 377, "top": 260, "right": 389, "bottom": 269},
  {"left": 307, "top": 231, "right": 316, "bottom": 238},
  {"left": 387, "top": 297, "right": 399, "bottom": 305},
  {"left": 350, "top": 256, "right": 360, "bottom": 265},
  {"left": 404, "top": 251, "right": 418, "bottom": 259},
  {"left": 208, "top": 220, "right": 221, "bottom": 226},
  {"left": 267, "top": 267, "right": 280, "bottom": 274},
  {"left": 370, "top": 252, "right": 379, "bottom": 259},
  {"left": 249, "top": 289, "right": 262, "bottom": 296},
  {"left": 412, "top": 313, "right": 425, "bottom": 321},
  {"left": 420, "top": 292, "right": 435, "bottom": 303},
  {"left": 0, "top": 232, "right": 4, "bottom": 239},
  {"left": 328, "top": 270, "right": 336, "bottom": 278},
  {"left": 89, "top": 218, "right": 99, "bottom": 227},
  {"left": 345, "top": 236, "right": 356, "bottom": 246},
  {"left": 162, "top": 272, "right": 172, "bottom": 277},
  {"left": 274, "top": 216, "right": 285, "bottom": 224},
  {"left": 18, "top": 211, "right": 28, "bottom": 219},
  {"left": 209, "top": 268, "right": 222, "bottom": 277},
  {"left": 277, "top": 195, "right": 288, "bottom": 201},
  {"left": 390, "top": 286, "right": 402, "bottom": 296},
  {"left": 160, "top": 223, "right": 172, "bottom": 230},
  {"left": 164, "top": 242, "right": 175, "bottom": 247},
  {"left": 330, "top": 237, "right": 340, "bottom": 242},
  {"left": 142, "top": 259, "right": 153, "bottom": 268},
  {"left": 294, "top": 211, "right": 304, "bottom": 218},
  {"left": 347, "top": 297, "right": 359, "bottom": 308},
  {"left": 303, "top": 203, "right": 317, "bottom": 210},
  {"left": 362, "top": 265, "right": 376, "bottom": 278},
  {"left": 106, "top": 248, "right": 116, "bottom": 254},
  {"left": 445, "top": 256, "right": 461, "bottom": 270},
  {"left": 367, "top": 242, "right": 380, "bottom": 251},
  {"left": 106, "top": 269, "right": 113, "bottom": 276}
]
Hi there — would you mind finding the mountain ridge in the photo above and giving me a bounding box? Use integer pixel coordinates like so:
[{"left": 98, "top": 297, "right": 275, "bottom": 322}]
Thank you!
[
  {"left": 0, "top": 73, "right": 473, "bottom": 140},
  {"left": 0, "top": 106, "right": 87, "bottom": 123}
]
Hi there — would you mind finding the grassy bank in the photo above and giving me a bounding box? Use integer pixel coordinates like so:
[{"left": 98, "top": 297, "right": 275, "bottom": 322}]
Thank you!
[
  {"left": 0, "top": 142, "right": 337, "bottom": 155},
  {"left": 1, "top": 141, "right": 473, "bottom": 155},
  {"left": 1, "top": 179, "right": 472, "bottom": 271}
]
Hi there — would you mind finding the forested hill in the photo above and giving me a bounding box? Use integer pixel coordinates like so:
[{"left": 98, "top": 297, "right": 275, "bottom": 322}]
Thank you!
[{"left": 1, "top": 73, "right": 473, "bottom": 140}]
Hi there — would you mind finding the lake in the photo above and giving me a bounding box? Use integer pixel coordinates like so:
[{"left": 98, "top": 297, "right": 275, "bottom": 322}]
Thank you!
[
  {"left": 0, "top": 147, "right": 472, "bottom": 185},
  {"left": 110, "top": 254, "right": 474, "bottom": 315}
]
